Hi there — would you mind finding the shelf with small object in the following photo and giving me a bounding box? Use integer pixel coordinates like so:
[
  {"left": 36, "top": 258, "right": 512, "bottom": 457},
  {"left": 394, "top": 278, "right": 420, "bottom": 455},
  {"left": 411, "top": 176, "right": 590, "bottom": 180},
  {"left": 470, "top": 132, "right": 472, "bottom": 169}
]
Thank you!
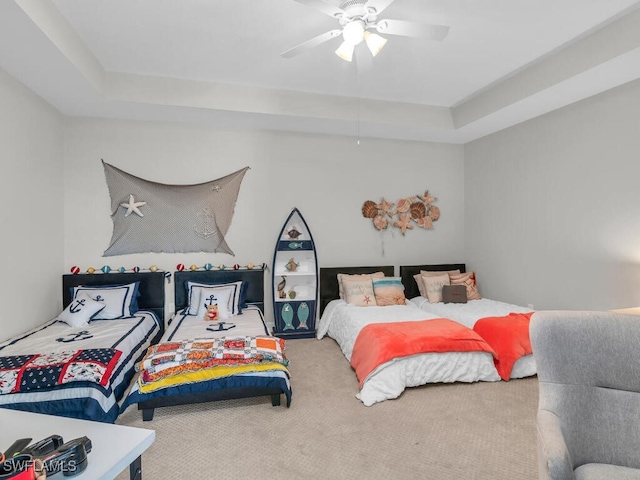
[{"left": 272, "top": 208, "right": 318, "bottom": 339}]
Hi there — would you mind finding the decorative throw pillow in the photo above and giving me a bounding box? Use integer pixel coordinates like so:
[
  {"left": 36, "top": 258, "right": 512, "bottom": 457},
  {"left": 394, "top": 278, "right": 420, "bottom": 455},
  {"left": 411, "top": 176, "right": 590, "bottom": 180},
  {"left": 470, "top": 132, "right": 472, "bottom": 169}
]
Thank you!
[
  {"left": 449, "top": 272, "right": 482, "bottom": 300},
  {"left": 442, "top": 285, "right": 468, "bottom": 304},
  {"left": 337, "top": 272, "right": 385, "bottom": 300},
  {"left": 372, "top": 277, "right": 406, "bottom": 306},
  {"left": 57, "top": 292, "right": 106, "bottom": 327},
  {"left": 414, "top": 270, "right": 460, "bottom": 297},
  {"left": 421, "top": 273, "right": 450, "bottom": 304},
  {"left": 342, "top": 276, "right": 377, "bottom": 307},
  {"left": 195, "top": 287, "right": 232, "bottom": 320},
  {"left": 185, "top": 281, "right": 244, "bottom": 316},
  {"left": 72, "top": 282, "right": 139, "bottom": 319}
]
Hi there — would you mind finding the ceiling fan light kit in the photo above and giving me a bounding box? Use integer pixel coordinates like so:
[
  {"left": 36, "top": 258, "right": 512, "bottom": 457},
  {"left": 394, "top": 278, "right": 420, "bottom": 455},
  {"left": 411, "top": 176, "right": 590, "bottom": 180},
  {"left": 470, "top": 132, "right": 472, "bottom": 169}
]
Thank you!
[
  {"left": 335, "top": 40, "right": 355, "bottom": 62},
  {"left": 343, "top": 19, "right": 365, "bottom": 45},
  {"left": 281, "top": 0, "right": 449, "bottom": 62},
  {"left": 363, "top": 31, "right": 387, "bottom": 57}
]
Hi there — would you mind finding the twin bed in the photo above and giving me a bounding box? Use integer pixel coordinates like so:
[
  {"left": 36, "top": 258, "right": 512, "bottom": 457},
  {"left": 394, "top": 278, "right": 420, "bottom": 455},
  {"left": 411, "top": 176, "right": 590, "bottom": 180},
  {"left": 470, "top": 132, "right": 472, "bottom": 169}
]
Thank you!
[
  {"left": 122, "top": 268, "right": 291, "bottom": 421},
  {"left": 317, "top": 265, "right": 535, "bottom": 406},
  {"left": 0, "top": 272, "right": 165, "bottom": 423},
  {"left": 0, "top": 262, "right": 531, "bottom": 419},
  {"left": 0, "top": 268, "right": 291, "bottom": 423}
]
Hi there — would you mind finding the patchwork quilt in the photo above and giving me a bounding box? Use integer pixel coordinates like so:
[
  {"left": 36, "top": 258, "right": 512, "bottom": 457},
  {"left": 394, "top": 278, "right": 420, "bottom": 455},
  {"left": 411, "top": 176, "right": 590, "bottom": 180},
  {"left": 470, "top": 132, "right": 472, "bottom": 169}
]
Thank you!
[
  {"left": 136, "top": 336, "right": 289, "bottom": 386},
  {"left": 0, "top": 349, "right": 122, "bottom": 394}
]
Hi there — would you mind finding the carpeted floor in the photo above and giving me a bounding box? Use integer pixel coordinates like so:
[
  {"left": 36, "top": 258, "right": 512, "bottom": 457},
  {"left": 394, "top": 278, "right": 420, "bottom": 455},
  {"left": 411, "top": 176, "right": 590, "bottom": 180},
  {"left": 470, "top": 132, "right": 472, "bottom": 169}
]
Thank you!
[{"left": 116, "top": 337, "right": 539, "bottom": 480}]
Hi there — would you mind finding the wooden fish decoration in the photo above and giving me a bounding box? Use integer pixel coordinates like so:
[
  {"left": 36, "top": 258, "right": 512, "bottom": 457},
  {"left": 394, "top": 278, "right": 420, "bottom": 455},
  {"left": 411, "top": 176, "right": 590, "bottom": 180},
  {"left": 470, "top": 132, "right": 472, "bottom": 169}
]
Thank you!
[
  {"left": 285, "top": 258, "right": 299, "bottom": 272},
  {"left": 286, "top": 227, "right": 302, "bottom": 239}
]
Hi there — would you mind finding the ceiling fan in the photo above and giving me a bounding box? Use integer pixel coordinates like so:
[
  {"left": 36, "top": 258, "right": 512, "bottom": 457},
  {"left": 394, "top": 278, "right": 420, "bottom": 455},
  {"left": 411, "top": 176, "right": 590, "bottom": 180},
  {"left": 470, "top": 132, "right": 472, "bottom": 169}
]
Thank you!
[{"left": 281, "top": 0, "right": 449, "bottom": 62}]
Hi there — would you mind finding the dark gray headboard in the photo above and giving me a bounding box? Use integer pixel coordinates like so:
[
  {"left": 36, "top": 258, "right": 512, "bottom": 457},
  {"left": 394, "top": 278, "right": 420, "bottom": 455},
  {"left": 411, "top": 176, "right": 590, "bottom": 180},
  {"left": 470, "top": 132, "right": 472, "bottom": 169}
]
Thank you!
[
  {"left": 399, "top": 264, "right": 466, "bottom": 300},
  {"left": 62, "top": 271, "right": 167, "bottom": 322},
  {"left": 174, "top": 268, "right": 266, "bottom": 314},
  {"left": 319, "top": 266, "right": 395, "bottom": 316}
]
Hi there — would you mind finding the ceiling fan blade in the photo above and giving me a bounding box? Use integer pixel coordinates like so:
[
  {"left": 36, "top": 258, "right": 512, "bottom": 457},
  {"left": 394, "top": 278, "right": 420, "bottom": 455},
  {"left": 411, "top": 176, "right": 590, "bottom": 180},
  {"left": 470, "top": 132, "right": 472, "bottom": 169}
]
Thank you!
[
  {"left": 366, "top": 0, "right": 396, "bottom": 15},
  {"left": 292, "top": 0, "right": 345, "bottom": 18},
  {"left": 376, "top": 19, "right": 449, "bottom": 41},
  {"left": 281, "top": 29, "right": 343, "bottom": 58}
]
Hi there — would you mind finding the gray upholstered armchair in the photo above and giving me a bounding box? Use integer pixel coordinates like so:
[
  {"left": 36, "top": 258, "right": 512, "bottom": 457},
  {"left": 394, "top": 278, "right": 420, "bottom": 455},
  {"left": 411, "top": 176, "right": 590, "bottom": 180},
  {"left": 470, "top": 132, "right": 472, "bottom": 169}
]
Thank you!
[{"left": 530, "top": 311, "right": 640, "bottom": 480}]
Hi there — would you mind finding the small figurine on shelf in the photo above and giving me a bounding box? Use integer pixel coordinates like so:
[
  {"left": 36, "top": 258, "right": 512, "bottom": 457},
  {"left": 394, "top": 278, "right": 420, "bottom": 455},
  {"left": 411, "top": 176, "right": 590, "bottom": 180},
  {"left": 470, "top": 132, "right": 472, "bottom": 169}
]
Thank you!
[
  {"left": 285, "top": 258, "right": 299, "bottom": 272},
  {"left": 277, "top": 276, "right": 287, "bottom": 299},
  {"left": 288, "top": 288, "right": 296, "bottom": 299},
  {"left": 286, "top": 226, "right": 302, "bottom": 239}
]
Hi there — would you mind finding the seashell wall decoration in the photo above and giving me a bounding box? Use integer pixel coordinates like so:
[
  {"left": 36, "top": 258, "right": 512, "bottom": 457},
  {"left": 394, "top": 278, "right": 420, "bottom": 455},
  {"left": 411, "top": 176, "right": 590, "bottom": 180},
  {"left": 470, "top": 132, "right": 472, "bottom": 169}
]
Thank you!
[
  {"left": 361, "top": 200, "right": 378, "bottom": 219},
  {"left": 361, "top": 190, "right": 440, "bottom": 235}
]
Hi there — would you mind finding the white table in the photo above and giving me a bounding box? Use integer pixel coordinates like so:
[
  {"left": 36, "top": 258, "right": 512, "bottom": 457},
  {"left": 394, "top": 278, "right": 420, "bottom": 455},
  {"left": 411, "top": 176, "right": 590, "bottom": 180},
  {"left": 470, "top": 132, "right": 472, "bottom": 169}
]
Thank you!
[{"left": 0, "top": 409, "right": 154, "bottom": 480}]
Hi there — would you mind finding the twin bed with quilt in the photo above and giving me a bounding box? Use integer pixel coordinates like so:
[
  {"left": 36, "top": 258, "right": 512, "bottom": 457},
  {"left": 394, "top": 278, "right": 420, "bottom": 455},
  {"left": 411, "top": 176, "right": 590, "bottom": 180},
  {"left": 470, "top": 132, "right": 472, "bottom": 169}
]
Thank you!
[
  {"left": 121, "top": 268, "right": 291, "bottom": 421},
  {"left": 317, "top": 265, "right": 534, "bottom": 406},
  {"left": 0, "top": 272, "right": 165, "bottom": 423}
]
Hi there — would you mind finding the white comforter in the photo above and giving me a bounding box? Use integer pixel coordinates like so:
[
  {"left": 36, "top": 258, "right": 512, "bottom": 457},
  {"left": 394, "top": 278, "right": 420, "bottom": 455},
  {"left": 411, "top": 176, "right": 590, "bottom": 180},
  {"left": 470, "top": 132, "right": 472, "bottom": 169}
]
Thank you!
[
  {"left": 163, "top": 305, "right": 269, "bottom": 342},
  {"left": 317, "top": 300, "right": 500, "bottom": 406},
  {"left": 409, "top": 297, "right": 536, "bottom": 379}
]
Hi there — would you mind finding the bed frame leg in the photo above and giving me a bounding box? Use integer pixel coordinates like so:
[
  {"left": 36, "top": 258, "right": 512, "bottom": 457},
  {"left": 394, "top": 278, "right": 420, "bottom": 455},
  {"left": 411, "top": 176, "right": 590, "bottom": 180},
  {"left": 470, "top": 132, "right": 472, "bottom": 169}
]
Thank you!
[
  {"left": 270, "top": 394, "right": 281, "bottom": 407},
  {"left": 142, "top": 408, "right": 155, "bottom": 421}
]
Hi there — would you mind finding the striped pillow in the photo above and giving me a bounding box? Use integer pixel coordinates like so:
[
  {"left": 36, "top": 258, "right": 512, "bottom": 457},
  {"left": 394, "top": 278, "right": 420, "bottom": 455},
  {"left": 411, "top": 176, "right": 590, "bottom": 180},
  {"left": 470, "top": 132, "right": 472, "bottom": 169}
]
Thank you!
[
  {"left": 449, "top": 272, "right": 482, "bottom": 300},
  {"left": 373, "top": 277, "right": 406, "bottom": 306}
]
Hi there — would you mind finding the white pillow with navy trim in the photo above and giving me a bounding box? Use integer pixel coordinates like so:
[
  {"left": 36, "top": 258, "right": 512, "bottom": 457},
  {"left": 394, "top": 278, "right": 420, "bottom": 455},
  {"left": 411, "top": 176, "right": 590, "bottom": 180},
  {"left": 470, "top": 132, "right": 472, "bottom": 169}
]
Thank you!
[
  {"left": 72, "top": 283, "right": 137, "bottom": 319},
  {"left": 57, "top": 292, "right": 106, "bottom": 327},
  {"left": 185, "top": 281, "right": 243, "bottom": 316},
  {"left": 195, "top": 287, "right": 233, "bottom": 320}
]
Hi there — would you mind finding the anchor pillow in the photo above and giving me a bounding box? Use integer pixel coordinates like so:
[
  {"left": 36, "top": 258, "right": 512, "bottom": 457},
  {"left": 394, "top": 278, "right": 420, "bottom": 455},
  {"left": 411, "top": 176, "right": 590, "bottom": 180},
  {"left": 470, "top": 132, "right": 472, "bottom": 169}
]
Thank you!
[
  {"left": 57, "top": 292, "right": 106, "bottom": 328},
  {"left": 195, "top": 287, "right": 233, "bottom": 321},
  {"left": 72, "top": 282, "right": 139, "bottom": 319},
  {"left": 185, "top": 280, "right": 246, "bottom": 316}
]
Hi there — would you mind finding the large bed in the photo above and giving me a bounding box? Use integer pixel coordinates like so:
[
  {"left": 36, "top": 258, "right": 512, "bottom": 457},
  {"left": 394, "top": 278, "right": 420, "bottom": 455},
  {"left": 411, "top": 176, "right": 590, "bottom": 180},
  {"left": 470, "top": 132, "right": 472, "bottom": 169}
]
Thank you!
[
  {"left": 0, "top": 272, "right": 165, "bottom": 423},
  {"left": 122, "top": 268, "right": 292, "bottom": 421},
  {"left": 317, "top": 267, "right": 501, "bottom": 406},
  {"left": 399, "top": 264, "right": 536, "bottom": 380}
]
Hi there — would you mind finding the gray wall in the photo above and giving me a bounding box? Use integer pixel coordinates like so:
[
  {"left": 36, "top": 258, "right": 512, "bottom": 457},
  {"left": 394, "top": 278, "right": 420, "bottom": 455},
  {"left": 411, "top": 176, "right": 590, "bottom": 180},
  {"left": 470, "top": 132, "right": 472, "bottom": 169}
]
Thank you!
[
  {"left": 0, "top": 68, "right": 64, "bottom": 338},
  {"left": 3, "top": 63, "right": 640, "bottom": 341},
  {"left": 464, "top": 78, "right": 640, "bottom": 310},
  {"left": 63, "top": 118, "right": 465, "bottom": 321}
]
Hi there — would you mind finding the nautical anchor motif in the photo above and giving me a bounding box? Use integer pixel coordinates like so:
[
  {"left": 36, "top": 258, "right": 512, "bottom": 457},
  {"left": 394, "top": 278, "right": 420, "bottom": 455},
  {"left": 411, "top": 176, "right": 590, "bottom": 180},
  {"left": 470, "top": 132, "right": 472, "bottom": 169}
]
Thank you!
[
  {"left": 194, "top": 208, "right": 219, "bottom": 239},
  {"left": 203, "top": 294, "right": 219, "bottom": 321},
  {"left": 206, "top": 322, "right": 236, "bottom": 332},
  {"left": 204, "top": 294, "right": 218, "bottom": 307},
  {"left": 56, "top": 331, "right": 94, "bottom": 343},
  {"left": 69, "top": 298, "right": 86, "bottom": 313}
]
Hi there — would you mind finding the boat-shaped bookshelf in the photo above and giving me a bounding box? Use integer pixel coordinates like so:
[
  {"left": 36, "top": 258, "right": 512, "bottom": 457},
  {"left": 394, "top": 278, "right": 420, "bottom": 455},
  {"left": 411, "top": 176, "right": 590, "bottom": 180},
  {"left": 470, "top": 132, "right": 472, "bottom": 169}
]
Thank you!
[{"left": 272, "top": 208, "right": 318, "bottom": 339}]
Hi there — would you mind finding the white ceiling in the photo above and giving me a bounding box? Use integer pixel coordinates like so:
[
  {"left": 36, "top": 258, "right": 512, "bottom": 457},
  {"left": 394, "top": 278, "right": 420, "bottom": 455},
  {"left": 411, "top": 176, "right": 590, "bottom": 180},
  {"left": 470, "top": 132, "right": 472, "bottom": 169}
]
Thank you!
[{"left": 2, "top": 0, "right": 640, "bottom": 143}]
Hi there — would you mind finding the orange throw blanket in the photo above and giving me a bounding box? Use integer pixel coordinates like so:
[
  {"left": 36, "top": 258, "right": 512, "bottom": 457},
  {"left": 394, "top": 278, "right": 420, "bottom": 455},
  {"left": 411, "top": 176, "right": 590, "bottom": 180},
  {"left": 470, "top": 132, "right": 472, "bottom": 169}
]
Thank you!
[
  {"left": 350, "top": 319, "right": 497, "bottom": 389},
  {"left": 473, "top": 312, "right": 534, "bottom": 381}
]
